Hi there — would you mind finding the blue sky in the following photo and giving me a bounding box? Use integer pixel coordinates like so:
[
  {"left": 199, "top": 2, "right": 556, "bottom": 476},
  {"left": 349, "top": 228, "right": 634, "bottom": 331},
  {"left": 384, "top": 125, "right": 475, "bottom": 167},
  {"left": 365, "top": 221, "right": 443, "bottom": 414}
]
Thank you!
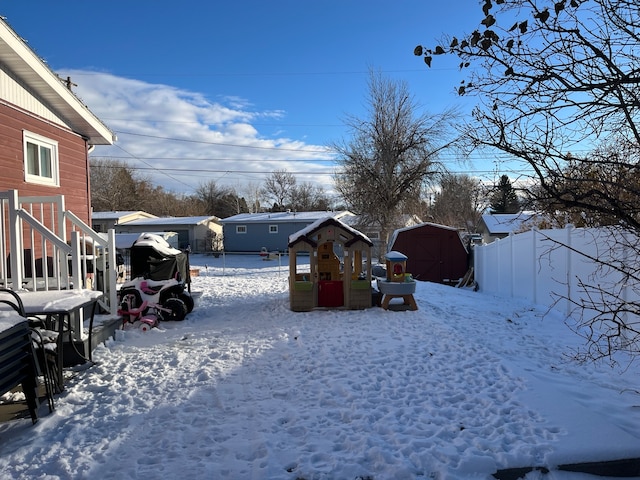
[{"left": 2, "top": 0, "right": 508, "bottom": 197}]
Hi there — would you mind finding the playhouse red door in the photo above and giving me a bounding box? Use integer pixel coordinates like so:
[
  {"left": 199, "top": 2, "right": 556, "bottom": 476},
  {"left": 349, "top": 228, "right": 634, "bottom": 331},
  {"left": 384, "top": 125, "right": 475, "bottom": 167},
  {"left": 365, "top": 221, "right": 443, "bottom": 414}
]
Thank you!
[{"left": 318, "top": 280, "right": 344, "bottom": 307}]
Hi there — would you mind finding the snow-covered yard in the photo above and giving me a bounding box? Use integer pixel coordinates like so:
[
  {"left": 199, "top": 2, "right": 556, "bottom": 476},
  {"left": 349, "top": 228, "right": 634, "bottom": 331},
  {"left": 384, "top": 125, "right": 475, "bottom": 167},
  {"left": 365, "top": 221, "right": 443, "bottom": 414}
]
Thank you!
[{"left": 0, "top": 254, "right": 638, "bottom": 479}]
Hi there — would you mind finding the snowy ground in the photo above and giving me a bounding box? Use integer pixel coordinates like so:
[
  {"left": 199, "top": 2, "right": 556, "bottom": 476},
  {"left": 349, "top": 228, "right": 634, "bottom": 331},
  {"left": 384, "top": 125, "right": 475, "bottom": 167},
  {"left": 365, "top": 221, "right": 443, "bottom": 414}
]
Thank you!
[{"left": 0, "top": 253, "right": 638, "bottom": 479}]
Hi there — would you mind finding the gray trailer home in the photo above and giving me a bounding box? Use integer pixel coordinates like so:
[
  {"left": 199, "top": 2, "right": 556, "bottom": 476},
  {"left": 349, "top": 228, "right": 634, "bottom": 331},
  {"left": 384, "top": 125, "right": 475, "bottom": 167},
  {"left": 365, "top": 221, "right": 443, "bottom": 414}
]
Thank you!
[{"left": 221, "top": 211, "right": 354, "bottom": 253}]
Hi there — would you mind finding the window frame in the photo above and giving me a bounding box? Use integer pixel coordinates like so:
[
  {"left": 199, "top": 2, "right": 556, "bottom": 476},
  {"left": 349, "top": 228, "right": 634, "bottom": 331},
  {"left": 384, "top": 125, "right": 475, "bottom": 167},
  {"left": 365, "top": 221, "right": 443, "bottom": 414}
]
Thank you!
[
  {"left": 23, "top": 131, "right": 59, "bottom": 187},
  {"left": 269, "top": 224, "right": 278, "bottom": 234},
  {"left": 236, "top": 225, "right": 247, "bottom": 234}
]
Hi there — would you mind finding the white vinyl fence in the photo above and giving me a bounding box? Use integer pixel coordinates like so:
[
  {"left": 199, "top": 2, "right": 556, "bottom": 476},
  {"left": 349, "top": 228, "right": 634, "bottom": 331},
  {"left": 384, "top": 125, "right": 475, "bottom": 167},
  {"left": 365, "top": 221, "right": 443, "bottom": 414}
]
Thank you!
[{"left": 474, "top": 225, "right": 640, "bottom": 321}]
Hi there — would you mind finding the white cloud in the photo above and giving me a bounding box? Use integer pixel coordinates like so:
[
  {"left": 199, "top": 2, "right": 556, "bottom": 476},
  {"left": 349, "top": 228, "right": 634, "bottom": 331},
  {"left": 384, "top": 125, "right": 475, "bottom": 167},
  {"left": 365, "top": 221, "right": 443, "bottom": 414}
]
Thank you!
[{"left": 65, "top": 70, "right": 336, "bottom": 195}]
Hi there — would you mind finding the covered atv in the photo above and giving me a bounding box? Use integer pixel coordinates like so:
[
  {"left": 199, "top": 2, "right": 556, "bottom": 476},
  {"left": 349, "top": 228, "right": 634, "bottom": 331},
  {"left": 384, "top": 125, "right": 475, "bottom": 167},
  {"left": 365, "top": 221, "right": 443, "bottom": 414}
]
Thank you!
[{"left": 118, "top": 234, "right": 194, "bottom": 328}]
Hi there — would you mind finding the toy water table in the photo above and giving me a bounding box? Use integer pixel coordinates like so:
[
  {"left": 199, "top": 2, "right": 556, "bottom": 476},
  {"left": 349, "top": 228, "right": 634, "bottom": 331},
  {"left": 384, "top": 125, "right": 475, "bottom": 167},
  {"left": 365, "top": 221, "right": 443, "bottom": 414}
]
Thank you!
[{"left": 376, "top": 250, "right": 417, "bottom": 311}]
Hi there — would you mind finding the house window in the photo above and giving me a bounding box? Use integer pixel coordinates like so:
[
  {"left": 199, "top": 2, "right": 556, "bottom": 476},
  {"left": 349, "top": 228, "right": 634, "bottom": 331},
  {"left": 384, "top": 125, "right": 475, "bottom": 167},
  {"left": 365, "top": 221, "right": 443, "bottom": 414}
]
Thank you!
[
  {"left": 269, "top": 225, "right": 278, "bottom": 234},
  {"left": 23, "top": 131, "right": 59, "bottom": 186},
  {"left": 236, "top": 225, "right": 247, "bottom": 234}
]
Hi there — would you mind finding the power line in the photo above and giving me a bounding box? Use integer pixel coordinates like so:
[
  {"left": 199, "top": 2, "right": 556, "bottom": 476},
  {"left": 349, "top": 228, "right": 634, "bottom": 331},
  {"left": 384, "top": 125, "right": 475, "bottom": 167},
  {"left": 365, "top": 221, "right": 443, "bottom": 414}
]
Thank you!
[
  {"left": 91, "top": 153, "right": 536, "bottom": 169},
  {"left": 70, "top": 68, "right": 442, "bottom": 79},
  {"left": 113, "top": 130, "right": 332, "bottom": 153},
  {"left": 101, "top": 118, "right": 344, "bottom": 128},
  {"left": 111, "top": 143, "right": 196, "bottom": 190},
  {"left": 104, "top": 131, "right": 579, "bottom": 161},
  {"left": 94, "top": 164, "right": 526, "bottom": 178},
  {"left": 93, "top": 155, "right": 337, "bottom": 163},
  {"left": 102, "top": 134, "right": 537, "bottom": 164}
]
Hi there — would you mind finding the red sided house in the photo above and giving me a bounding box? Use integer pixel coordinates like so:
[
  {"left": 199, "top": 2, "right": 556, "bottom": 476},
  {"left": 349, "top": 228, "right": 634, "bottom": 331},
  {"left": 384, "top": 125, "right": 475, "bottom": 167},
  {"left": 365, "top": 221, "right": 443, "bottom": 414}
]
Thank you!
[
  {"left": 0, "top": 18, "right": 118, "bottom": 311},
  {"left": 388, "top": 222, "right": 469, "bottom": 285}
]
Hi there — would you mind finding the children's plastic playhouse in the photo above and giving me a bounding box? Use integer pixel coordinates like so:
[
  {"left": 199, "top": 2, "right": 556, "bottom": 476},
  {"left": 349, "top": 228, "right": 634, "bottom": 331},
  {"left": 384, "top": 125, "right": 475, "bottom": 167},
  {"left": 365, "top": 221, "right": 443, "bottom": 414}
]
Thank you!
[
  {"left": 288, "top": 217, "right": 374, "bottom": 311},
  {"left": 376, "top": 250, "right": 418, "bottom": 311}
]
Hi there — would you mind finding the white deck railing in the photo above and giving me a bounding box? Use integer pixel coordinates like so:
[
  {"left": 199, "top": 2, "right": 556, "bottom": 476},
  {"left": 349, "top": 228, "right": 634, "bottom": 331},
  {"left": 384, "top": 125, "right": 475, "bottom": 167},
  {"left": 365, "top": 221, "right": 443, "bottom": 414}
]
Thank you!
[{"left": 0, "top": 189, "right": 117, "bottom": 314}]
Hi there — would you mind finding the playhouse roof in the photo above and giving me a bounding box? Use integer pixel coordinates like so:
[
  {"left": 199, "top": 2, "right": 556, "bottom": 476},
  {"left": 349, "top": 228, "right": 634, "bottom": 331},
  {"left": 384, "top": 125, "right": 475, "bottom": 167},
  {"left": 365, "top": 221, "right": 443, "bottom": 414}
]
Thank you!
[
  {"left": 288, "top": 216, "right": 373, "bottom": 248},
  {"left": 384, "top": 250, "right": 408, "bottom": 261}
]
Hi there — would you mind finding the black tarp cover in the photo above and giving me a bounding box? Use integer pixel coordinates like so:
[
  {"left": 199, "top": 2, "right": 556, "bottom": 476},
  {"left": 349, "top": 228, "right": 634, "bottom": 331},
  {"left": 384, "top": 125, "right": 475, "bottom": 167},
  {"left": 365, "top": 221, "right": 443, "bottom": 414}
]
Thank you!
[{"left": 130, "top": 234, "right": 190, "bottom": 283}]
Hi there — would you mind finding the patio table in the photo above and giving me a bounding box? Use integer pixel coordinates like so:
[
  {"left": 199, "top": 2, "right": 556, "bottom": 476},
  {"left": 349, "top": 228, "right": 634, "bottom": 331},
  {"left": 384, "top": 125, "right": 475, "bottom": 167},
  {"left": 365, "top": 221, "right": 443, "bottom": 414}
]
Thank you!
[{"left": 17, "top": 290, "right": 102, "bottom": 391}]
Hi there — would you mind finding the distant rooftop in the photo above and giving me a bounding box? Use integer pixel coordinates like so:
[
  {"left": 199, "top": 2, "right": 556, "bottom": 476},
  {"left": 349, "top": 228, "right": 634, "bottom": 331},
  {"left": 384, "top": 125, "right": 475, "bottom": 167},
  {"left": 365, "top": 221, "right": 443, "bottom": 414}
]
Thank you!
[
  {"left": 222, "top": 210, "right": 353, "bottom": 223},
  {"left": 119, "top": 215, "right": 220, "bottom": 226},
  {"left": 92, "top": 211, "right": 157, "bottom": 221},
  {"left": 481, "top": 213, "right": 535, "bottom": 235}
]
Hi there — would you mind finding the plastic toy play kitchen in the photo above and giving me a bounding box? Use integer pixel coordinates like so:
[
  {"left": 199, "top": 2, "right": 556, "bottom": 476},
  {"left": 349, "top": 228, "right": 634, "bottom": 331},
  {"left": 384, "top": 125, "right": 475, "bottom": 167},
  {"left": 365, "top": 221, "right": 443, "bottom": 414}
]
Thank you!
[{"left": 376, "top": 251, "right": 418, "bottom": 311}]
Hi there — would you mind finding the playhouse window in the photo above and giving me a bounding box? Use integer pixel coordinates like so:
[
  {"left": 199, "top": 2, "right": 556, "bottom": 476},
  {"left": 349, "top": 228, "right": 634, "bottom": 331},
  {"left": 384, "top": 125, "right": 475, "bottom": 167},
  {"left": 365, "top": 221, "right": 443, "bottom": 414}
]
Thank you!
[
  {"left": 23, "top": 131, "right": 59, "bottom": 187},
  {"left": 293, "top": 251, "right": 311, "bottom": 280},
  {"left": 236, "top": 225, "right": 247, "bottom": 234},
  {"left": 269, "top": 225, "right": 278, "bottom": 234}
]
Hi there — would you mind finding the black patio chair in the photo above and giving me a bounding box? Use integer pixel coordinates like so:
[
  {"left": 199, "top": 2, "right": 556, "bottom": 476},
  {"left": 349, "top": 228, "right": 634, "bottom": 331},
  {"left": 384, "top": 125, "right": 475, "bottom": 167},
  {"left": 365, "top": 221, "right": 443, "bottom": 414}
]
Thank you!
[{"left": 0, "top": 288, "right": 55, "bottom": 412}]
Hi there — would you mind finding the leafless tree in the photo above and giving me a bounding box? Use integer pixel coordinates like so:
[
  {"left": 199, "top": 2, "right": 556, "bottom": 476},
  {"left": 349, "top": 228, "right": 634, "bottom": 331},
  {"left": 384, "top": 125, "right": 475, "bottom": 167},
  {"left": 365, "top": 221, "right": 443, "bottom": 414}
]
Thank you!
[
  {"left": 263, "top": 169, "right": 296, "bottom": 211},
  {"left": 90, "top": 158, "right": 206, "bottom": 216},
  {"left": 242, "top": 182, "right": 264, "bottom": 213},
  {"left": 332, "top": 70, "right": 458, "bottom": 248},
  {"left": 428, "top": 173, "right": 484, "bottom": 231},
  {"left": 291, "top": 182, "right": 331, "bottom": 212},
  {"left": 194, "top": 181, "right": 247, "bottom": 218},
  {"left": 415, "top": 0, "right": 640, "bottom": 366},
  {"left": 90, "top": 158, "right": 140, "bottom": 211}
]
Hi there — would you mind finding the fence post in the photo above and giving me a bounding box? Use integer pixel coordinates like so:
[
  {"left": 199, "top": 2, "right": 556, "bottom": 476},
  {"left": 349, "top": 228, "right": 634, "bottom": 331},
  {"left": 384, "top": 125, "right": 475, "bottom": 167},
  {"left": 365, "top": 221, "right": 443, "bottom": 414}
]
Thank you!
[
  {"left": 56, "top": 194, "right": 66, "bottom": 243},
  {"left": 69, "top": 231, "right": 81, "bottom": 289},
  {"left": 509, "top": 232, "right": 515, "bottom": 298},
  {"left": 532, "top": 228, "right": 538, "bottom": 304},
  {"left": 473, "top": 242, "right": 481, "bottom": 291},
  {"left": 566, "top": 224, "right": 573, "bottom": 316},
  {"left": 107, "top": 229, "right": 117, "bottom": 313},
  {"left": 7, "top": 190, "right": 22, "bottom": 290},
  {"left": 620, "top": 229, "right": 631, "bottom": 343}
]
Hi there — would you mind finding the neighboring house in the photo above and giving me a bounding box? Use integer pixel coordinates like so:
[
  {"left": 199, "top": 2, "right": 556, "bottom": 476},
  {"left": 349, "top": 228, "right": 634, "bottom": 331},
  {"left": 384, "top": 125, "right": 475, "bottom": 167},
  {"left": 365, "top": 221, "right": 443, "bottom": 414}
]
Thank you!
[
  {"left": 388, "top": 223, "right": 469, "bottom": 285},
  {"left": 0, "top": 17, "right": 115, "bottom": 221},
  {"left": 114, "top": 215, "right": 222, "bottom": 253},
  {"left": 0, "top": 17, "right": 120, "bottom": 314},
  {"left": 92, "top": 211, "right": 158, "bottom": 233},
  {"left": 477, "top": 213, "right": 537, "bottom": 244},
  {"left": 222, "top": 210, "right": 354, "bottom": 253},
  {"left": 113, "top": 232, "right": 179, "bottom": 251}
]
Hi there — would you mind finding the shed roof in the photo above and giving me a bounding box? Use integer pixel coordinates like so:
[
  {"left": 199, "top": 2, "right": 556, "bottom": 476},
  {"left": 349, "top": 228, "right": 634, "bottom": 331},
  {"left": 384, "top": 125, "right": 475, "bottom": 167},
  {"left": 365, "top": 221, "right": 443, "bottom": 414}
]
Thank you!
[
  {"left": 388, "top": 222, "right": 464, "bottom": 249},
  {"left": 0, "top": 18, "right": 114, "bottom": 145}
]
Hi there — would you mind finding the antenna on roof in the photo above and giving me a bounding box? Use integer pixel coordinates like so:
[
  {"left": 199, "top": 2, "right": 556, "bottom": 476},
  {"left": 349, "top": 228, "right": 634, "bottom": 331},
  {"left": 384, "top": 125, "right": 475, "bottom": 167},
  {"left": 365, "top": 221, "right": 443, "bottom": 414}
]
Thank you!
[{"left": 65, "top": 76, "right": 77, "bottom": 91}]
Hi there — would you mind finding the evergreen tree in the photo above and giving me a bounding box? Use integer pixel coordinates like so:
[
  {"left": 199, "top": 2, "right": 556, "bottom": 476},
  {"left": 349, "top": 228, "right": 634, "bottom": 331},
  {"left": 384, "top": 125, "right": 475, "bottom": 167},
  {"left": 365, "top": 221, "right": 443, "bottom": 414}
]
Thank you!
[{"left": 489, "top": 175, "right": 520, "bottom": 214}]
